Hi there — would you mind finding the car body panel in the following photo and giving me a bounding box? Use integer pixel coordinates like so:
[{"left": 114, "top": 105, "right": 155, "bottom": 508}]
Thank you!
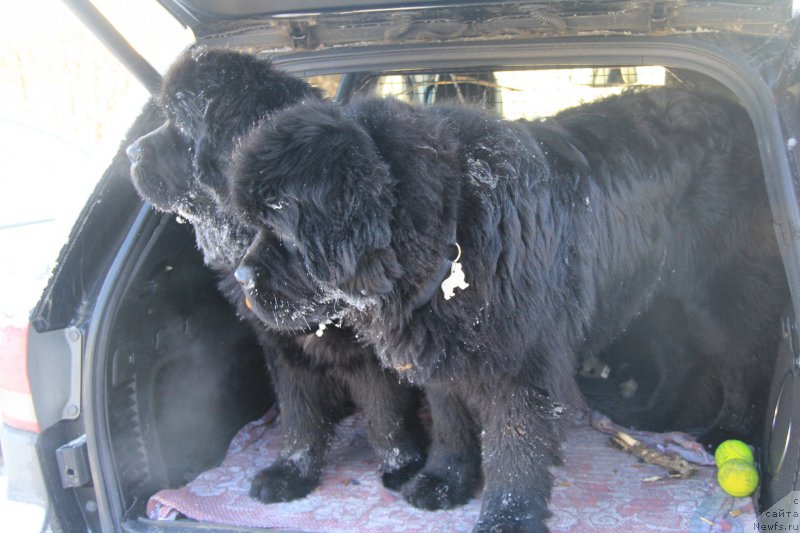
[{"left": 158, "top": 0, "right": 792, "bottom": 44}]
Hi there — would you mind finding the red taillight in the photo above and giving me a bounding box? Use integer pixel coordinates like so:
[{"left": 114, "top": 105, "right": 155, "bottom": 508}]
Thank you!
[{"left": 0, "top": 324, "right": 40, "bottom": 433}]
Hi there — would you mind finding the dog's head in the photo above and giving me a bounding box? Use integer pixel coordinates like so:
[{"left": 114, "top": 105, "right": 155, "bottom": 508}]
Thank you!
[
  {"left": 127, "top": 47, "right": 320, "bottom": 270},
  {"left": 232, "top": 230, "right": 342, "bottom": 331},
  {"left": 232, "top": 100, "right": 406, "bottom": 318}
]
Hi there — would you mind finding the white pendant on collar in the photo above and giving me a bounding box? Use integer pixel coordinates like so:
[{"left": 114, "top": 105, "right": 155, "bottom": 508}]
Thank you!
[
  {"left": 315, "top": 319, "right": 333, "bottom": 337},
  {"left": 441, "top": 243, "right": 469, "bottom": 300}
]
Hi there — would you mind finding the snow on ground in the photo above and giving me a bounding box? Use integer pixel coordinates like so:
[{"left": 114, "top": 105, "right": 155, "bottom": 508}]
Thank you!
[{"left": 0, "top": 460, "right": 47, "bottom": 533}]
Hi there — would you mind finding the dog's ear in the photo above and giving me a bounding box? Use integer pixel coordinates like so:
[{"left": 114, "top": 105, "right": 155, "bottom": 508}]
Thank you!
[{"left": 234, "top": 101, "right": 401, "bottom": 295}]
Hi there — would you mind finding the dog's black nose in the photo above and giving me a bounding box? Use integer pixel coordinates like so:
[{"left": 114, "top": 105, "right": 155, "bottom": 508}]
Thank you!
[
  {"left": 234, "top": 264, "right": 255, "bottom": 286},
  {"left": 126, "top": 142, "right": 142, "bottom": 163}
]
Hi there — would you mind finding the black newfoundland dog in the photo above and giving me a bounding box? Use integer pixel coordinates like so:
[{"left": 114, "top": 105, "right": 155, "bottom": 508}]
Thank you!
[
  {"left": 126, "top": 49, "right": 427, "bottom": 503},
  {"left": 231, "top": 90, "right": 786, "bottom": 530}
]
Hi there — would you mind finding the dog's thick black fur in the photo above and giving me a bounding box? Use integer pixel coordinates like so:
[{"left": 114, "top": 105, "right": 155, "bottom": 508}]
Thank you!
[
  {"left": 126, "top": 49, "right": 427, "bottom": 503},
  {"left": 232, "top": 90, "right": 787, "bottom": 530},
  {"left": 590, "top": 294, "right": 774, "bottom": 441}
]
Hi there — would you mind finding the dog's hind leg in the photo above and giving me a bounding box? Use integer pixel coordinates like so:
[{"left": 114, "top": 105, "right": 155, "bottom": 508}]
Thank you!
[
  {"left": 474, "top": 383, "right": 567, "bottom": 533},
  {"left": 401, "top": 384, "right": 482, "bottom": 510},
  {"left": 693, "top": 359, "right": 764, "bottom": 447},
  {"left": 345, "top": 360, "right": 429, "bottom": 490},
  {"left": 682, "top": 262, "right": 785, "bottom": 447}
]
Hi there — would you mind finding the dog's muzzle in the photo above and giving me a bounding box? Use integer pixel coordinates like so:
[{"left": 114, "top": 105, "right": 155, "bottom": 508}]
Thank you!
[{"left": 126, "top": 141, "right": 143, "bottom": 164}]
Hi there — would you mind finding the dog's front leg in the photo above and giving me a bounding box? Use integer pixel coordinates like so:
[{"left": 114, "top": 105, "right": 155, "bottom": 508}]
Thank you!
[
  {"left": 401, "top": 383, "right": 482, "bottom": 510},
  {"left": 250, "top": 353, "right": 350, "bottom": 503},
  {"left": 345, "top": 359, "right": 428, "bottom": 490},
  {"left": 474, "top": 384, "right": 566, "bottom": 533}
]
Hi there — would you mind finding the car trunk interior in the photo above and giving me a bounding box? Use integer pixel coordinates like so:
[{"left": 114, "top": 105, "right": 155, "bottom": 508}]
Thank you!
[
  {"left": 80, "top": 61, "right": 793, "bottom": 531},
  {"left": 103, "top": 216, "right": 273, "bottom": 517}
]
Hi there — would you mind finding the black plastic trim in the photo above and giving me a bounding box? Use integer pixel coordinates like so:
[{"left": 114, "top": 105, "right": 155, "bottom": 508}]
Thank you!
[
  {"left": 83, "top": 205, "right": 165, "bottom": 533},
  {"left": 37, "top": 420, "right": 95, "bottom": 533}
]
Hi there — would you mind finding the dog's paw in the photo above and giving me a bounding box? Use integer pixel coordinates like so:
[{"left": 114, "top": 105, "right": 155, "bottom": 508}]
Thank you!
[
  {"left": 474, "top": 494, "right": 550, "bottom": 533},
  {"left": 249, "top": 461, "right": 320, "bottom": 503},
  {"left": 473, "top": 517, "right": 548, "bottom": 533},
  {"left": 380, "top": 452, "right": 427, "bottom": 490},
  {"left": 401, "top": 470, "right": 474, "bottom": 510}
]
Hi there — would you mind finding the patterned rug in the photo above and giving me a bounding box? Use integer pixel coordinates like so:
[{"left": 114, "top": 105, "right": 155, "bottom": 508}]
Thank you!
[{"left": 148, "top": 409, "right": 757, "bottom": 532}]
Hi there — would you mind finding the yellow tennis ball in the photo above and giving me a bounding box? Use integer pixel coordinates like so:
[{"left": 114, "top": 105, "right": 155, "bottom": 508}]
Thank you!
[
  {"left": 714, "top": 439, "right": 754, "bottom": 467},
  {"left": 717, "top": 459, "right": 759, "bottom": 498}
]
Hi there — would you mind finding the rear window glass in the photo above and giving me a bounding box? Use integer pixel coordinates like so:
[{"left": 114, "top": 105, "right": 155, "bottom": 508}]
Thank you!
[{"left": 372, "top": 66, "right": 667, "bottom": 119}]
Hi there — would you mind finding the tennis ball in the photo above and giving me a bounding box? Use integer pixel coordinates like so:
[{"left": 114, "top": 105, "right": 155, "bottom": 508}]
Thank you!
[
  {"left": 717, "top": 459, "right": 759, "bottom": 498},
  {"left": 714, "top": 439, "right": 754, "bottom": 467}
]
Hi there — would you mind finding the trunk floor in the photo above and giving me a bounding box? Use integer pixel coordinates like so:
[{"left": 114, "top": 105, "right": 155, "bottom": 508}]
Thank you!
[{"left": 147, "top": 410, "right": 757, "bottom": 532}]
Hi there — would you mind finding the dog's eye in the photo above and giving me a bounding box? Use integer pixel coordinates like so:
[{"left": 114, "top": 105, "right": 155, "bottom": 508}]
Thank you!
[{"left": 264, "top": 208, "right": 299, "bottom": 244}]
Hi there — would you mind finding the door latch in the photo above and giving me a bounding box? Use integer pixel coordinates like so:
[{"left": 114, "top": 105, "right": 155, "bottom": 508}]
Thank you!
[{"left": 56, "top": 434, "right": 92, "bottom": 488}]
